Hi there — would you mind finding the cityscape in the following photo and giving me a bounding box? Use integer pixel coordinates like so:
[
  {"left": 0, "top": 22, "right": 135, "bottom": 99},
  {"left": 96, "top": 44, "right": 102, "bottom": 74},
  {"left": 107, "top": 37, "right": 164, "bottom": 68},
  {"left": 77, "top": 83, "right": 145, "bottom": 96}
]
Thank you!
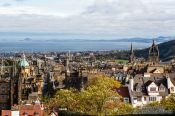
[
  {"left": 1, "top": 40, "right": 175, "bottom": 115},
  {"left": 1, "top": 0, "right": 175, "bottom": 116}
]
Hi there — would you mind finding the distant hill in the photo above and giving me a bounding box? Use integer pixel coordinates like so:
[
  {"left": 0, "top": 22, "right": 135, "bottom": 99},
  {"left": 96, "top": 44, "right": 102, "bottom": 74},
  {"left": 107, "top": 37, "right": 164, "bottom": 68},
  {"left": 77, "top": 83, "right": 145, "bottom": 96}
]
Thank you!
[
  {"left": 135, "top": 40, "right": 175, "bottom": 61},
  {"left": 19, "top": 35, "right": 174, "bottom": 43},
  {"left": 114, "top": 36, "right": 174, "bottom": 43}
]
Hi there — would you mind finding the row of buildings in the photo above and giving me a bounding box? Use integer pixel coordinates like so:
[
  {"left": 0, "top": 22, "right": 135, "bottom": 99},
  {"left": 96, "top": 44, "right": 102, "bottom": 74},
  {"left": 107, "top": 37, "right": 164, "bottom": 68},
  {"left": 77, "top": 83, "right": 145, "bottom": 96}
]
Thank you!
[{"left": 0, "top": 50, "right": 95, "bottom": 115}]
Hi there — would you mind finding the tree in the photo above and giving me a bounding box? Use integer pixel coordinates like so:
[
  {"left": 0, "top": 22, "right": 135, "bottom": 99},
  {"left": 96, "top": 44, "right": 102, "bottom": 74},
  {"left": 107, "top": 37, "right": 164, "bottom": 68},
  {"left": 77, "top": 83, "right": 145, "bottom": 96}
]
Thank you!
[
  {"left": 84, "top": 75, "right": 120, "bottom": 115},
  {"left": 160, "top": 95, "right": 175, "bottom": 110},
  {"left": 48, "top": 75, "right": 133, "bottom": 115},
  {"left": 144, "top": 95, "right": 175, "bottom": 113}
]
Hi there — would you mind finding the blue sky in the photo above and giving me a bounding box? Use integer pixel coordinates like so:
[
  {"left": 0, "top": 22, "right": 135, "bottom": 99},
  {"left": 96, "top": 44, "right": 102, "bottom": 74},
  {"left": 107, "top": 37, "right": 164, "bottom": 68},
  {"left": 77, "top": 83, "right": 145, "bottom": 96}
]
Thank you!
[{"left": 0, "top": 0, "right": 175, "bottom": 40}]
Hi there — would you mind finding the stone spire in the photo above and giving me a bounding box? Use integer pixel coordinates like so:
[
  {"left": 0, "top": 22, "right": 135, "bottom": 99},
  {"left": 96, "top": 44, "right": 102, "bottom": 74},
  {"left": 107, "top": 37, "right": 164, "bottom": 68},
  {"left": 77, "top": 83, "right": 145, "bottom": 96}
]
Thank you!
[
  {"left": 1, "top": 57, "right": 4, "bottom": 75},
  {"left": 153, "top": 39, "right": 155, "bottom": 46},
  {"left": 149, "top": 40, "right": 159, "bottom": 64},
  {"left": 129, "top": 43, "right": 135, "bottom": 63},
  {"left": 22, "top": 52, "right": 26, "bottom": 59}
]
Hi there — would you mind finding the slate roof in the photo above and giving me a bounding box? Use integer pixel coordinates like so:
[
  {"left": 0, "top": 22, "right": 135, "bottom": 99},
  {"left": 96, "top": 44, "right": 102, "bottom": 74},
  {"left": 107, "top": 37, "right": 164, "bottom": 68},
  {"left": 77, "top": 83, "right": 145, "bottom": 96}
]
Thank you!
[
  {"left": 131, "top": 74, "right": 171, "bottom": 97},
  {"left": 169, "top": 73, "right": 175, "bottom": 86}
]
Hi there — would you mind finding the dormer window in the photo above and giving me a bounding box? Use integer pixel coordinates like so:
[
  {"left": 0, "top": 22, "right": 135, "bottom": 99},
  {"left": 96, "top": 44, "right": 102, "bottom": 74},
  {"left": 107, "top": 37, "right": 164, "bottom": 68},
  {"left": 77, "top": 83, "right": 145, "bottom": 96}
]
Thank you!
[
  {"left": 171, "top": 87, "right": 174, "bottom": 91},
  {"left": 159, "top": 87, "right": 165, "bottom": 91},
  {"left": 136, "top": 88, "right": 141, "bottom": 92},
  {"left": 150, "top": 87, "right": 156, "bottom": 92}
]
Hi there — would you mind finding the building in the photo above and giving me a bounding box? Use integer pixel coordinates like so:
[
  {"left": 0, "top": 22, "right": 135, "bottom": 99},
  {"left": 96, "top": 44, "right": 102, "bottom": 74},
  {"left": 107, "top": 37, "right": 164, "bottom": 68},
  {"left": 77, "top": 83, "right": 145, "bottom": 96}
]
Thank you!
[
  {"left": 1, "top": 110, "right": 19, "bottom": 116},
  {"left": 17, "top": 53, "right": 45, "bottom": 104},
  {"left": 2, "top": 102, "right": 44, "bottom": 116},
  {"left": 0, "top": 76, "right": 10, "bottom": 110},
  {"left": 0, "top": 53, "right": 47, "bottom": 112},
  {"left": 128, "top": 74, "right": 175, "bottom": 107},
  {"left": 117, "top": 40, "right": 175, "bottom": 107}
]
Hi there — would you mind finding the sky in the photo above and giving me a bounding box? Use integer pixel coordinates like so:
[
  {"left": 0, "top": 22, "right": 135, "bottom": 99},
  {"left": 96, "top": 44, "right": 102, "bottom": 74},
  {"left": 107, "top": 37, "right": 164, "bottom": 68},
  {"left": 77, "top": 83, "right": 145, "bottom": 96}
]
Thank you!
[{"left": 0, "top": 0, "right": 175, "bottom": 39}]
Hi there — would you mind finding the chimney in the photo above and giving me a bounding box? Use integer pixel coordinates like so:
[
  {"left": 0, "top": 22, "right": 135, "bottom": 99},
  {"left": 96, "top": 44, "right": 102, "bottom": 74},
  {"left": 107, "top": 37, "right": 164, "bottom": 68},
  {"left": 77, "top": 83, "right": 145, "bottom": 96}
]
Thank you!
[
  {"left": 129, "top": 76, "right": 134, "bottom": 91},
  {"left": 166, "top": 74, "right": 171, "bottom": 89},
  {"left": 41, "top": 103, "right": 44, "bottom": 110}
]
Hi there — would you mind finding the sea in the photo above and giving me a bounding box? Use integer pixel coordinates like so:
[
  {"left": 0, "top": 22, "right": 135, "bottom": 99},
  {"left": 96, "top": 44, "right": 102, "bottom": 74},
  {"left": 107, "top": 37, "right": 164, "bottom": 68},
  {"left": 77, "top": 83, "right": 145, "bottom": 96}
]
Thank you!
[
  {"left": 0, "top": 41, "right": 151, "bottom": 52},
  {"left": 0, "top": 32, "right": 160, "bottom": 52}
]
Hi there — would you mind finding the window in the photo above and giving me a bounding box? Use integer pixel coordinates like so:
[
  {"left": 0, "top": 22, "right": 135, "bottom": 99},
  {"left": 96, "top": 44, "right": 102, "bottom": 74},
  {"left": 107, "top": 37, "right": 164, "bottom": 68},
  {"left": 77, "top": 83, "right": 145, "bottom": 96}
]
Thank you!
[
  {"left": 34, "top": 112, "right": 39, "bottom": 116},
  {"left": 5, "top": 112, "right": 9, "bottom": 116},
  {"left": 136, "top": 88, "right": 141, "bottom": 92},
  {"left": 159, "top": 87, "right": 165, "bottom": 91},
  {"left": 23, "top": 112, "right": 28, "bottom": 116},
  {"left": 2, "top": 87, "right": 5, "bottom": 93},
  {"left": 137, "top": 97, "right": 142, "bottom": 101},
  {"left": 144, "top": 97, "right": 146, "bottom": 101},
  {"left": 124, "top": 97, "right": 129, "bottom": 103},
  {"left": 171, "top": 87, "right": 174, "bottom": 91},
  {"left": 1, "top": 95, "right": 6, "bottom": 100},
  {"left": 133, "top": 98, "right": 137, "bottom": 101},
  {"left": 149, "top": 96, "right": 156, "bottom": 101},
  {"left": 150, "top": 87, "right": 156, "bottom": 92},
  {"left": 133, "top": 98, "right": 137, "bottom": 103}
]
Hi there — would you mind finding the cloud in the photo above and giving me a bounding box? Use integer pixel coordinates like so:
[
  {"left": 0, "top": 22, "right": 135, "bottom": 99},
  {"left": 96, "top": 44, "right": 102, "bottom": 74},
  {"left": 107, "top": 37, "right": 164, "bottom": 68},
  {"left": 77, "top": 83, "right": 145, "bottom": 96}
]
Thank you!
[
  {"left": 0, "top": 0, "right": 175, "bottom": 38},
  {"left": 0, "top": 6, "right": 68, "bottom": 17},
  {"left": 2, "top": 3, "right": 12, "bottom": 7},
  {"left": 14, "top": 0, "right": 27, "bottom": 2}
]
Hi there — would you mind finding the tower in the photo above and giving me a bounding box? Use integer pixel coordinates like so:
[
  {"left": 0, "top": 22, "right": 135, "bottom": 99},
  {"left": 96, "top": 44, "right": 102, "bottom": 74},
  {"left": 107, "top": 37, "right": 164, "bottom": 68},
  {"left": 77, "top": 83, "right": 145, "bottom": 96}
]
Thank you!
[
  {"left": 11, "top": 59, "right": 17, "bottom": 107},
  {"left": 64, "top": 52, "right": 71, "bottom": 83},
  {"left": 129, "top": 43, "right": 135, "bottom": 63},
  {"left": 18, "top": 53, "right": 30, "bottom": 104},
  {"left": 149, "top": 40, "right": 159, "bottom": 64}
]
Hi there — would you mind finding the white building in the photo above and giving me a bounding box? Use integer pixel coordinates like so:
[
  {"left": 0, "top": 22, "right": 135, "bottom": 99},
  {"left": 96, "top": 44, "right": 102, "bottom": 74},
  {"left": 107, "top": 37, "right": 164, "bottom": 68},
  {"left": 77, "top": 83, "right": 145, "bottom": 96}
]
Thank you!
[{"left": 128, "top": 73, "right": 175, "bottom": 108}]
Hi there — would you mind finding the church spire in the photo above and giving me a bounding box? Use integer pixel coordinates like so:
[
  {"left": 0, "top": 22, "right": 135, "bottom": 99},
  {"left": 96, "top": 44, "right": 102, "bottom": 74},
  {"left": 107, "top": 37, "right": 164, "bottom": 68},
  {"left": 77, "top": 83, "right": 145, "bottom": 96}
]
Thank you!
[
  {"left": 1, "top": 57, "right": 4, "bottom": 75},
  {"left": 130, "top": 42, "right": 133, "bottom": 54},
  {"left": 152, "top": 39, "right": 155, "bottom": 46},
  {"left": 129, "top": 42, "right": 135, "bottom": 63},
  {"left": 149, "top": 39, "right": 159, "bottom": 64},
  {"left": 22, "top": 52, "right": 26, "bottom": 59}
]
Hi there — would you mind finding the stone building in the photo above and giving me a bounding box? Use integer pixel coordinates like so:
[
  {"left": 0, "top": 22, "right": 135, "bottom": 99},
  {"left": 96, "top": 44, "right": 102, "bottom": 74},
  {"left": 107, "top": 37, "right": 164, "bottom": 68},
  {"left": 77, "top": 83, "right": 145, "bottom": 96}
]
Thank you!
[
  {"left": 18, "top": 53, "right": 45, "bottom": 104},
  {"left": 0, "top": 75, "right": 10, "bottom": 110},
  {"left": 128, "top": 73, "right": 175, "bottom": 107}
]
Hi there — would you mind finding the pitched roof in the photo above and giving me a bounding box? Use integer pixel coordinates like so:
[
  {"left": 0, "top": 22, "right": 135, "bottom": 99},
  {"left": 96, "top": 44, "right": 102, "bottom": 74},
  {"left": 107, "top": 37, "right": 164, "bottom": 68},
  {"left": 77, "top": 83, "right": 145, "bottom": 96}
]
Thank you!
[
  {"left": 116, "top": 86, "right": 130, "bottom": 98},
  {"left": 131, "top": 74, "right": 169, "bottom": 97}
]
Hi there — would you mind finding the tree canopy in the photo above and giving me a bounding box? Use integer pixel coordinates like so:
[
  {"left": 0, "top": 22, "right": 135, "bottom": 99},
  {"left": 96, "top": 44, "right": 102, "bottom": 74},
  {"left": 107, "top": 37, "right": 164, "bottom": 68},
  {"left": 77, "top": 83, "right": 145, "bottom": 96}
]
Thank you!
[{"left": 48, "top": 75, "right": 133, "bottom": 115}]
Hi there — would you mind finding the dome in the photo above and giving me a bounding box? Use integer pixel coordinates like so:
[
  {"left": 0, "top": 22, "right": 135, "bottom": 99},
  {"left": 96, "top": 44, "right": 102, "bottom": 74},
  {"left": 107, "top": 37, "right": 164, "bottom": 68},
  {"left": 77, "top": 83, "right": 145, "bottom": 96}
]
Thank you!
[
  {"left": 19, "top": 59, "right": 29, "bottom": 67},
  {"left": 19, "top": 53, "right": 29, "bottom": 67}
]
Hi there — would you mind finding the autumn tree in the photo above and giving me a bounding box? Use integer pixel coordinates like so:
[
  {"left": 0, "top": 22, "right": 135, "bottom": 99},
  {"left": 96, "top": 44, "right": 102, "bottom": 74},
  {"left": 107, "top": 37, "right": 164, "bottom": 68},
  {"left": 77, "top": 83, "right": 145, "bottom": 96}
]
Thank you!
[
  {"left": 48, "top": 75, "right": 133, "bottom": 115},
  {"left": 143, "top": 95, "right": 175, "bottom": 114},
  {"left": 160, "top": 95, "right": 175, "bottom": 110}
]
